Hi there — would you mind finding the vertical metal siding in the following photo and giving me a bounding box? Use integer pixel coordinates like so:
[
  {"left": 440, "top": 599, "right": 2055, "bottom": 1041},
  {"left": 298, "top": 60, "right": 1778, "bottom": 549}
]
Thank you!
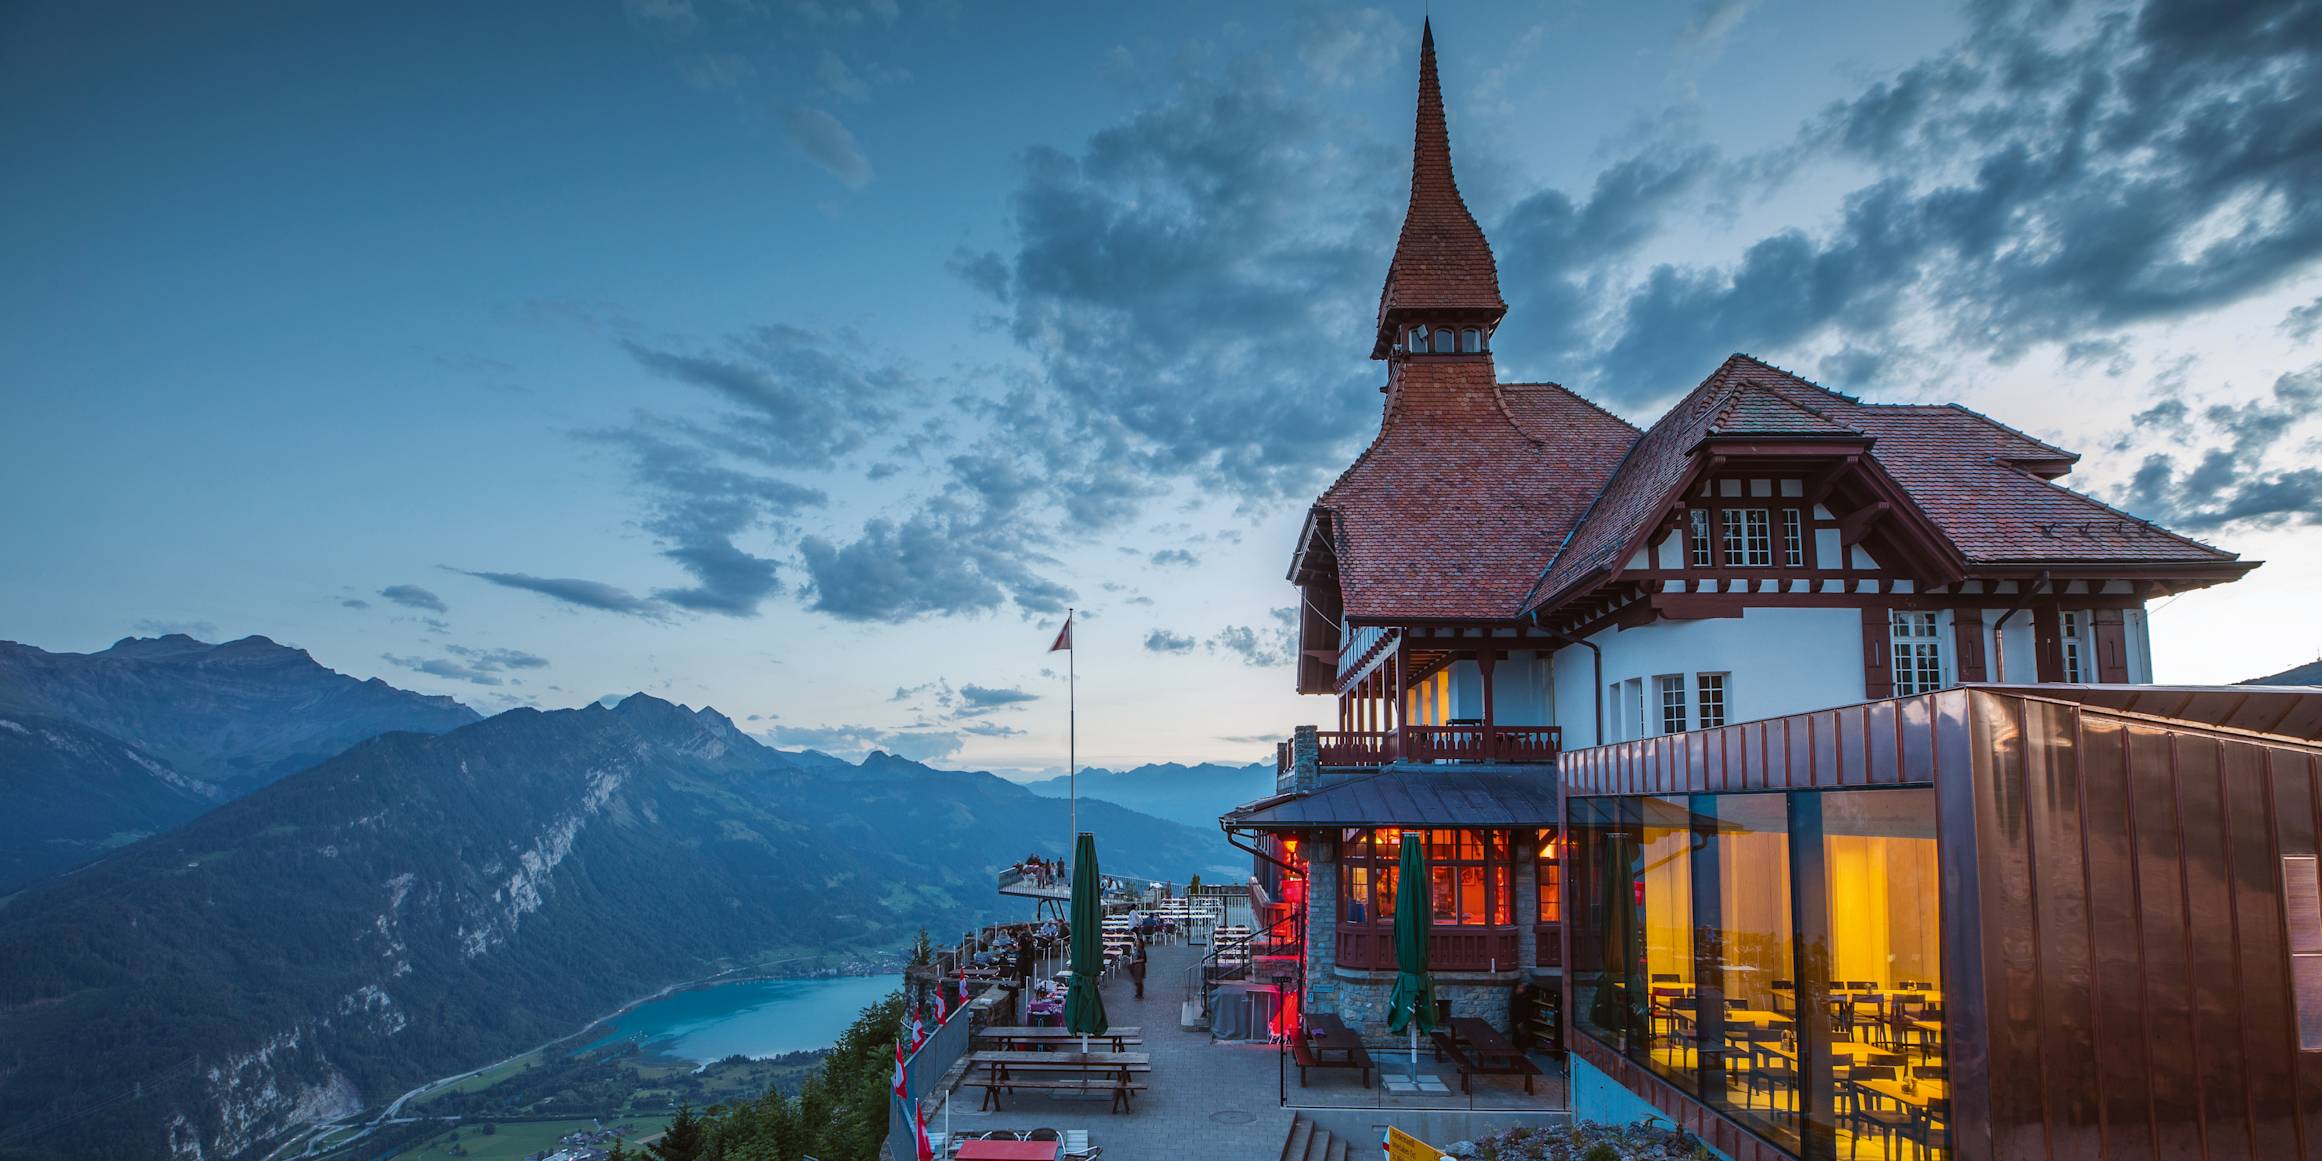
[{"left": 1561, "top": 687, "right": 2322, "bottom": 1160}]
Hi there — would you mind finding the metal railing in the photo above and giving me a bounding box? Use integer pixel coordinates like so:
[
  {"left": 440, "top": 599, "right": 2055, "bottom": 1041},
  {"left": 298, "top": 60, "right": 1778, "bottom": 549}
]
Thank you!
[{"left": 888, "top": 1000, "right": 976, "bottom": 1161}]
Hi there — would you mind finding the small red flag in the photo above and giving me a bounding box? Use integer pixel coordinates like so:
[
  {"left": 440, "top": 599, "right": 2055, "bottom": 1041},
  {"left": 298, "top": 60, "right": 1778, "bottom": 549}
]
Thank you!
[
  {"left": 914, "top": 1103, "right": 935, "bottom": 1161},
  {"left": 1048, "top": 614, "right": 1073, "bottom": 653},
  {"left": 892, "top": 1040, "right": 907, "bottom": 1099}
]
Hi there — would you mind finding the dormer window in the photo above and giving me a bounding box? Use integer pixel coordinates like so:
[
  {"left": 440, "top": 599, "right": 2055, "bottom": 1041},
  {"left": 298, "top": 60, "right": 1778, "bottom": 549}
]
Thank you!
[
  {"left": 1434, "top": 327, "right": 1455, "bottom": 352},
  {"left": 1461, "top": 328, "right": 1482, "bottom": 353},
  {"left": 1408, "top": 326, "right": 1430, "bottom": 353}
]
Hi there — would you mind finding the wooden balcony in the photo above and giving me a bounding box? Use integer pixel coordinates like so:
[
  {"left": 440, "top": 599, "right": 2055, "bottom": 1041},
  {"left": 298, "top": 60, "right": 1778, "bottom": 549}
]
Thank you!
[
  {"left": 1336, "top": 924, "right": 1525, "bottom": 972},
  {"left": 1278, "top": 727, "right": 1562, "bottom": 776}
]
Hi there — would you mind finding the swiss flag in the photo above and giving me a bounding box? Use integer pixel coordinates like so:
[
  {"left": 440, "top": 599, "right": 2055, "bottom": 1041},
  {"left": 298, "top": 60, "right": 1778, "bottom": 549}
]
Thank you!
[
  {"left": 914, "top": 1103, "right": 935, "bottom": 1161},
  {"left": 1048, "top": 614, "right": 1073, "bottom": 653},
  {"left": 909, "top": 1009, "right": 926, "bottom": 1052},
  {"left": 892, "top": 1040, "right": 908, "bottom": 1099},
  {"left": 934, "top": 990, "right": 949, "bottom": 1025}
]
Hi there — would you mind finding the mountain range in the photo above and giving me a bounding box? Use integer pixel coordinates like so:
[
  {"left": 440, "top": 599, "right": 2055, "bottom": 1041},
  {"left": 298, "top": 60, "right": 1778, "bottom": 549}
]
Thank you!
[
  {"left": 0, "top": 637, "right": 1232, "bottom": 1161},
  {"left": 1021, "top": 759, "right": 1274, "bottom": 832},
  {"left": 0, "top": 635, "right": 479, "bottom": 890}
]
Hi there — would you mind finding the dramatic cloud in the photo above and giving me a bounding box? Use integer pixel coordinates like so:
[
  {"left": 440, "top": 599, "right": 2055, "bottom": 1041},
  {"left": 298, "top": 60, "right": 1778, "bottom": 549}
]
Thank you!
[
  {"left": 2118, "top": 363, "right": 2322, "bottom": 531},
  {"left": 1145, "top": 629, "right": 1196, "bottom": 654},
  {"left": 1206, "top": 607, "right": 1298, "bottom": 668},
  {"left": 2286, "top": 296, "right": 2322, "bottom": 342},
  {"left": 381, "top": 644, "right": 548, "bottom": 688},
  {"left": 585, "top": 426, "right": 825, "bottom": 616},
  {"left": 454, "top": 569, "right": 662, "bottom": 616},
  {"left": 888, "top": 678, "right": 1041, "bottom": 721},
  {"left": 1572, "top": 0, "right": 2322, "bottom": 401},
  {"left": 379, "top": 584, "right": 448, "bottom": 613},
  {"left": 957, "top": 684, "right": 1039, "bottom": 714},
  {"left": 782, "top": 105, "right": 874, "bottom": 188}
]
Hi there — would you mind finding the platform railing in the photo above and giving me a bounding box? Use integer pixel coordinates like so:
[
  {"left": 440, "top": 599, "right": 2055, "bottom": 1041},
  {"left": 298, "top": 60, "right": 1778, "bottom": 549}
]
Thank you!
[{"left": 1292, "top": 725, "right": 1561, "bottom": 770}]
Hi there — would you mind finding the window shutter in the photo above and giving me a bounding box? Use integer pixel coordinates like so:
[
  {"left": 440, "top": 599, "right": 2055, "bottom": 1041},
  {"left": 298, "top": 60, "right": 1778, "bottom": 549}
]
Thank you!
[
  {"left": 1861, "top": 607, "right": 1894, "bottom": 700},
  {"left": 2092, "top": 609, "right": 2130, "bottom": 683},
  {"left": 1951, "top": 610, "right": 1987, "bottom": 684}
]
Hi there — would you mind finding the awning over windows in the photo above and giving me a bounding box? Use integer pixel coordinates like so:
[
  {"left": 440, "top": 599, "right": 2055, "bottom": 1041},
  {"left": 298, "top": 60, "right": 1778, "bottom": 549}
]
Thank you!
[{"left": 1222, "top": 770, "right": 1558, "bottom": 830}]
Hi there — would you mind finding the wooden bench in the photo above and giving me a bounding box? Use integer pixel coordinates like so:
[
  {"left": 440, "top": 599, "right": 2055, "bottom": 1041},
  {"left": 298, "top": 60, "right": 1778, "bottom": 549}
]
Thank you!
[
  {"left": 1291, "top": 1036, "right": 1373, "bottom": 1088},
  {"left": 971, "top": 1066, "right": 1151, "bottom": 1114},
  {"left": 1430, "top": 1018, "right": 1543, "bottom": 1095}
]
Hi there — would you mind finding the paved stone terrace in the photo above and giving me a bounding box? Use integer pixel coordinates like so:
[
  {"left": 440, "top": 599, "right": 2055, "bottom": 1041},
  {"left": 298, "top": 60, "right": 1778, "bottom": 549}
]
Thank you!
[{"left": 930, "top": 942, "right": 1568, "bottom": 1159}]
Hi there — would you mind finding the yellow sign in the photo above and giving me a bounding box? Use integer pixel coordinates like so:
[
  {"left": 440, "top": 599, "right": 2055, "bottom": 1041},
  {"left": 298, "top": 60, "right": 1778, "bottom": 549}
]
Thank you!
[{"left": 1383, "top": 1125, "right": 1449, "bottom": 1161}]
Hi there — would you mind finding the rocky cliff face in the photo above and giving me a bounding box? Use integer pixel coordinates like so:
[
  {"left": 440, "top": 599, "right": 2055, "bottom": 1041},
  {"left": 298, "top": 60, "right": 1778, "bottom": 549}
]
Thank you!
[{"left": 0, "top": 694, "right": 1226, "bottom": 1161}]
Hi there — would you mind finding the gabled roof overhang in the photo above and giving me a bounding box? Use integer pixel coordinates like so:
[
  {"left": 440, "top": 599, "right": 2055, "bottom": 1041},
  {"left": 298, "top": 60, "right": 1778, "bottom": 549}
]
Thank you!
[{"left": 1521, "top": 435, "right": 1969, "bottom": 629}]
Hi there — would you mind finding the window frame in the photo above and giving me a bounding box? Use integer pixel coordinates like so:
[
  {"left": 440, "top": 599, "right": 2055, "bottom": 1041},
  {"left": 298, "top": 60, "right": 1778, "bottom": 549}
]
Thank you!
[
  {"left": 1657, "top": 674, "right": 1688, "bottom": 736},
  {"left": 1339, "top": 828, "right": 1516, "bottom": 929},
  {"left": 1697, "top": 672, "right": 1729, "bottom": 729},
  {"left": 1782, "top": 507, "right": 1805, "bottom": 567},
  {"left": 1890, "top": 610, "right": 1947, "bottom": 696},
  {"left": 1721, "top": 507, "right": 1774, "bottom": 567},
  {"left": 1689, "top": 509, "right": 1715, "bottom": 568}
]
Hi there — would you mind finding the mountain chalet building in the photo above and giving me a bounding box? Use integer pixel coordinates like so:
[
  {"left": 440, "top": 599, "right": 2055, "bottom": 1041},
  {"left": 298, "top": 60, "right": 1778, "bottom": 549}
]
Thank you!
[{"left": 1222, "top": 22, "right": 2322, "bottom": 1161}]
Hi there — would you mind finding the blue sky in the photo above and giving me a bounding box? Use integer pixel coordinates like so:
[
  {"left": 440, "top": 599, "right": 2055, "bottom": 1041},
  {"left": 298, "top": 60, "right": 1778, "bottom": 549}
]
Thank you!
[{"left": 5, "top": 0, "right": 2320, "bottom": 774}]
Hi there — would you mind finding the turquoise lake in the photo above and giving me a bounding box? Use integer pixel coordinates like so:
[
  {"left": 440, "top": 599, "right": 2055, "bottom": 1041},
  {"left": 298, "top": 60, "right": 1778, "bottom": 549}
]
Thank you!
[{"left": 582, "top": 974, "right": 902, "bottom": 1063}]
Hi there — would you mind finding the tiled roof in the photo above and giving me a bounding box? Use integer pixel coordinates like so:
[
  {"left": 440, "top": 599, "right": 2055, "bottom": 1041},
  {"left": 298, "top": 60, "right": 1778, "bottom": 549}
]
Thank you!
[
  {"left": 1519, "top": 355, "right": 2243, "bottom": 615},
  {"left": 1707, "top": 383, "right": 1860, "bottom": 437},
  {"left": 1318, "top": 364, "right": 1637, "bottom": 620},
  {"left": 1223, "top": 769, "right": 1561, "bottom": 829},
  {"left": 1372, "top": 20, "right": 1503, "bottom": 356}
]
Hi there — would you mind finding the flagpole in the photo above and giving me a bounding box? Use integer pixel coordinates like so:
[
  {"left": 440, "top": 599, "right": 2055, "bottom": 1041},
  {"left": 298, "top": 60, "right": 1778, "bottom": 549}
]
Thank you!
[{"left": 1067, "top": 607, "right": 1076, "bottom": 861}]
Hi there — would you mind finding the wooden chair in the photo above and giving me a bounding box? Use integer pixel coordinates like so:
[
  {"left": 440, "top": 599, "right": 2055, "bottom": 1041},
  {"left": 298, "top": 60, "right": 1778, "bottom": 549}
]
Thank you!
[
  {"left": 1840, "top": 1065, "right": 1915, "bottom": 1161},
  {"left": 1739, "top": 1027, "right": 1796, "bottom": 1112},
  {"left": 1899, "top": 1097, "right": 1949, "bottom": 1161}
]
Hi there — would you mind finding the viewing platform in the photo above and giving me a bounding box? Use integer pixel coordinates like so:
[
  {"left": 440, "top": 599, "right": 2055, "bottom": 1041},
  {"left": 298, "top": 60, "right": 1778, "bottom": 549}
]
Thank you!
[{"left": 994, "top": 864, "right": 1191, "bottom": 905}]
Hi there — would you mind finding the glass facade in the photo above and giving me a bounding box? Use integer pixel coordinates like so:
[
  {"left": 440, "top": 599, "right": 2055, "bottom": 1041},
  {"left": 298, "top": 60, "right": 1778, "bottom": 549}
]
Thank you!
[{"left": 1571, "top": 789, "right": 1948, "bottom": 1160}]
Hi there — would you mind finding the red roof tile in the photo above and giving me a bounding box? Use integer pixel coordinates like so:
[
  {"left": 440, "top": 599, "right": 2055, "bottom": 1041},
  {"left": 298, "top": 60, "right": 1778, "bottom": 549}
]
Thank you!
[
  {"left": 1372, "top": 21, "right": 1504, "bottom": 358},
  {"left": 1319, "top": 364, "right": 1638, "bottom": 620},
  {"left": 1520, "top": 355, "right": 2245, "bottom": 616}
]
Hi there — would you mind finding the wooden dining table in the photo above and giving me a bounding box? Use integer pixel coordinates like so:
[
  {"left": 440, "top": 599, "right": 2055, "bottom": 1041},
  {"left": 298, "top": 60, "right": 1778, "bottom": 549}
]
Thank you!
[
  {"left": 954, "top": 1140, "right": 1061, "bottom": 1161},
  {"left": 979, "top": 1025, "right": 1141, "bottom": 1052}
]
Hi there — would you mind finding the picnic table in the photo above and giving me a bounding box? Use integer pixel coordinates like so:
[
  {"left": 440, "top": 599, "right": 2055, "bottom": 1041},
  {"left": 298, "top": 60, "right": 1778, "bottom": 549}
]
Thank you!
[
  {"left": 979, "top": 1025, "right": 1142, "bottom": 1052},
  {"left": 968, "top": 1050, "right": 1152, "bottom": 1114},
  {"left": 1428, "top": 1017, "right": 1542, "bottom": 1094},
  {"left": 954, "top": 1140, "right": 1060, "bottom": 1160},
  {"left": 1293, "top": 1012, "right": 1373, "bottom": 1088}
]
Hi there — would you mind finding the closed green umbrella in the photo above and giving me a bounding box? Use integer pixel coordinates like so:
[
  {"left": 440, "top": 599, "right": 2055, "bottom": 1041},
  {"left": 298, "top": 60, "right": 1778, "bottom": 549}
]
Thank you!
[
  {"left": 1064, "top": 831, "right": 1109, "bottom": 1052},
  {"left": 1385, "top": 831, "right": 1437, "bottom": 1079}
]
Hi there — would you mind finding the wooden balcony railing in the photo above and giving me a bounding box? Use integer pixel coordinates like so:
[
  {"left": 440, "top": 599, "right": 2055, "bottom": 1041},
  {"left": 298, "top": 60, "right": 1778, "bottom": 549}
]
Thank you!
[
  {"left": 1336, "top": 924, "right": 1525, "bottom": 972},
  {"left": 1300, "top": 726, "right": 1561, "bottom": 770}
]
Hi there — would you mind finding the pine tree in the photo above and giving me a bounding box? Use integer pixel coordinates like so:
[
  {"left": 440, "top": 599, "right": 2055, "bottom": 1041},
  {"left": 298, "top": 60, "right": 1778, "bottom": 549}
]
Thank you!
[{"left": 649, "top": 1103, "right": 707, "bottom": 1161}]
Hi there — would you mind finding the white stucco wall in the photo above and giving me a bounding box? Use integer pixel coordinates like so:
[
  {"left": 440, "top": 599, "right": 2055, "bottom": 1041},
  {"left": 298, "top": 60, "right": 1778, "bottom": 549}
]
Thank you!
[{"left": 1550, "top": 606, "right": 1867, "bottom": 748}]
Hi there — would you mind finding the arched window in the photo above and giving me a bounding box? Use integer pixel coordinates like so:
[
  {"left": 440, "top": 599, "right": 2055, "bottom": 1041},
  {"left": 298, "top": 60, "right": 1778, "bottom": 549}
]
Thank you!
[
  {"left": 1462, "top": 328, "right": 1483, "bottom": 353},
  {"left": 1407, "top": 325, "right": 1430, "bottom": 353},
  {"left": 1435, "top": 327, "right": 1455, "bottom": 353}
]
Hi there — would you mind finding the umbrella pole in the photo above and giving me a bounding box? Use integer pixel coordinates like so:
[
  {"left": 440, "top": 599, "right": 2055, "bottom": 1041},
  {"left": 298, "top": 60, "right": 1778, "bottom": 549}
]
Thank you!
[{"left": 1409, "top": 1025, "right": 1418, "bottom": 1082}]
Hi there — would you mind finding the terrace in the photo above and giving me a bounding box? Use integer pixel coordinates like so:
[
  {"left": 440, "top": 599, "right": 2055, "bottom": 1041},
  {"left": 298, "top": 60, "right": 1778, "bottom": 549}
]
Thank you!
[{"left": 901, "top": 938, "right": 1569, "bottom": 1161}]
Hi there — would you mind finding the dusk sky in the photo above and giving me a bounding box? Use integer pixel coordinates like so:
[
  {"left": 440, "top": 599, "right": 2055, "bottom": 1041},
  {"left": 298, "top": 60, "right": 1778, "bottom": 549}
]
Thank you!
[{"left": 5, "top": 0, "right": 2319, "bottom": 776}]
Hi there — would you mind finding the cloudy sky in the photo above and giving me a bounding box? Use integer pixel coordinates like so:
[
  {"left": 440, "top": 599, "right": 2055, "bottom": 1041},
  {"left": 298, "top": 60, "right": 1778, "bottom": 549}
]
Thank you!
[{"left": 4, "top": 0, "right": 2319, "bottom": 775}]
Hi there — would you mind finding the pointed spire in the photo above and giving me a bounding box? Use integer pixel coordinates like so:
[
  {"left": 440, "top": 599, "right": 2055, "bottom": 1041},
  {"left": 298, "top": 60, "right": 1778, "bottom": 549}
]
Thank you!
[{"left": 1373, "top": 18, "right": 1505, "bottom": 359}]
